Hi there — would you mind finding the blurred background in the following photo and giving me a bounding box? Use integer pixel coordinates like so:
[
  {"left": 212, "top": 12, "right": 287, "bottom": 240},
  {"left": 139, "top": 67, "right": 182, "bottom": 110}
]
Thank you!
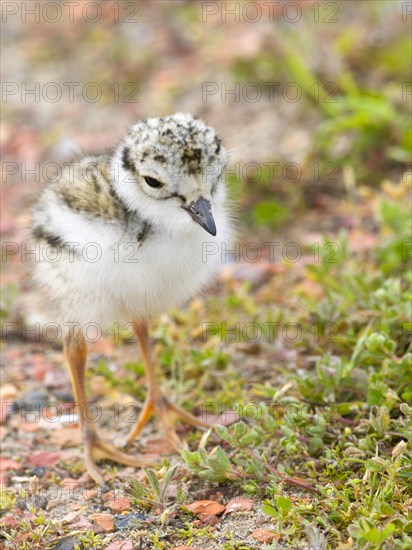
[
  {"left": 1, "top": 1, "right": 411, "bottom": 548},
  {"left": 1, "top": 0, "right": 410, "bottom": 331},
  {"left": 2, "top": 0, "right": 410, "bottom": 237}
]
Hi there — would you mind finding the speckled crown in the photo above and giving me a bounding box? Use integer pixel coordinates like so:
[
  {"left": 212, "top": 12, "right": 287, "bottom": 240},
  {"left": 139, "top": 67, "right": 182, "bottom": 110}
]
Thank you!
[{"left": 123, "top": 113, "right": 226, "bottom": 176}]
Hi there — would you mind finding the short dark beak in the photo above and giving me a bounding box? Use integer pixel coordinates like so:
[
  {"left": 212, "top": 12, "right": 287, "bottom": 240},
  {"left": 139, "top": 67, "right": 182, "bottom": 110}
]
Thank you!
[{"left": 181, "top": 197, "right": 217, "bottom": 236}]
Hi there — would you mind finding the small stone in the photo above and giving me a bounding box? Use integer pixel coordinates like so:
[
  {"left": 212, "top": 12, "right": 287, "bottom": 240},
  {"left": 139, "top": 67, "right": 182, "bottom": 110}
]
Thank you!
[
  {"left": 107, "top": 496, "right": 132, "bottom": 512},
  {"left": 83, "top": 488, "right": 98, "bottom": 500},
  {"left": 224, "top": 497, "right": 254, "bottom": 514},
  {"left": 114, "top": 512, "right": 147, "bottom": 530},
  {"left": 251, "top": 528, "right": 278, "bottom": 543},
  {"left": 50, "top": 535, "right": 83, "bottom": 550},
  {"left": 62, "top": 511, "right": 93, "bottom": 530},
  {"left": 14, "top": 390, "right": 50, "bottom": 410},
  {"left": 62, "top": 511, "right": 80, "bottom": 524},
  {"left": 103, "top": 542, "right": 134, "bottom": 550},
  {"left": 193, "top": 513, "right": 220, "bottom": 527},
  {"left": 60, "top": 478, "right": 83, "bottom": 489},
  {"left": 28, "top": 467, "right": 46, "bottom": 478},
  {"left": 91, "top": 513, "right": 114, "bottom": 532},
  {"left": 28, "top": 451, "right": 61, "bottom": 467},
  {"left": 186, "top": 500, "right": 225, "bottom": 516}
]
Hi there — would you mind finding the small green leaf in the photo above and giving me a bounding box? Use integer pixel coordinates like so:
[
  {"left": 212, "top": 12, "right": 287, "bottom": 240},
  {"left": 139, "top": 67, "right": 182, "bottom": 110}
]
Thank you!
[
  {"left": 182, "top": 450, "right": 201, "bottom": 469},
  {"left": 262, "top": 503, "right": 278, "bottom": 517},
  {"left": 233, "top": 421, "right": 249, "bottom": 442},
  {"left": 403, "top": 520, "right": 412, "bottom": 533},
  {"left": 128, "top": 476, "right": 144, "bottom": 498},
  {"left": 214, "top": 446, "right": 231, "bottom": 471},
  {"left": 176, "top": 485, "right": 187, "bottom": 504},
  {"left": 215, "top": 424, "right": 231, "bottom": 443},
  {"left": 161, "top": 464, "right": 178, "bottom": 502},
  {"left": 276, "top": 495, "right": 292, "bottom": 516},
  {"left": 143, "top": 467, "right": 160, "bottom": 498},
  {"left": 164, "top": 464, "right": 178, "bottom": 487},
  {"left": 379, "top": 501, "right": 396, "bottom": 516},
  {"left": 359, "top": 517, "right": 374, "bottom": 533},
  {"left": 363, "top": 528, "right": 381, "bottom": 544},
  {"left": 238, "top": 432, "right": 259, "bottom": 447},
  {"left": 380, "top": 523, "right": 396, "bottom": 540}
]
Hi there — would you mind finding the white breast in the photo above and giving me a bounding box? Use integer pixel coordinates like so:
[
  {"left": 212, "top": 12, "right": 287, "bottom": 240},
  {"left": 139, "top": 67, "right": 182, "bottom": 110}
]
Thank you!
[{"left": 33, "top": 192, "right": 231, "bottom": 329}]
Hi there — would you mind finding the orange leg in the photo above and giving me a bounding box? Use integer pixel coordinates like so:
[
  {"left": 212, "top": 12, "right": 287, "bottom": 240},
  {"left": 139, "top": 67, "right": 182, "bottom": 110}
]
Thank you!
[
  {"left": 64, "top": 330, "right": 152, "bottom": 484},
  {"left": 126, "top": 319, "right": 210, "bottom": 451}
]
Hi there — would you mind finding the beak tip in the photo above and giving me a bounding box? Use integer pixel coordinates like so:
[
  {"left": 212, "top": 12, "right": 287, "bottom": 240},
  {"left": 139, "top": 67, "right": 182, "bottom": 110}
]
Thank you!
[
  {"left": 183, "top": 197, "right": 217, "bottom": 237},
  {"left": 208, "top": 227, "right": 217, "bottom": 237}
]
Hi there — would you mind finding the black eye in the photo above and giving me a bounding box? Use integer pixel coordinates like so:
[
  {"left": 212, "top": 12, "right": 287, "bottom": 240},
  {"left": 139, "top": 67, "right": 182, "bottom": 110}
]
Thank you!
[{"left": 144, "top": 176, "right": 163, "bottom": 188}]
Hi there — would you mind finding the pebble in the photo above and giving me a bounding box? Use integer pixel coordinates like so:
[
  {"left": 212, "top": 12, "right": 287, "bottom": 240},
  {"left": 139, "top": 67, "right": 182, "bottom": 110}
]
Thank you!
[
  {"left": 13, "top": 390, "right": 50, "bottom": 412},
  {"left": 28, "top": 467, "right": 46, "bottom": 478},
  {"left": 51, "top": 536, "right": 82, "bottom": 550},
  {"left": 114, "top": 512, "right": 147, "bottom": 530}
]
